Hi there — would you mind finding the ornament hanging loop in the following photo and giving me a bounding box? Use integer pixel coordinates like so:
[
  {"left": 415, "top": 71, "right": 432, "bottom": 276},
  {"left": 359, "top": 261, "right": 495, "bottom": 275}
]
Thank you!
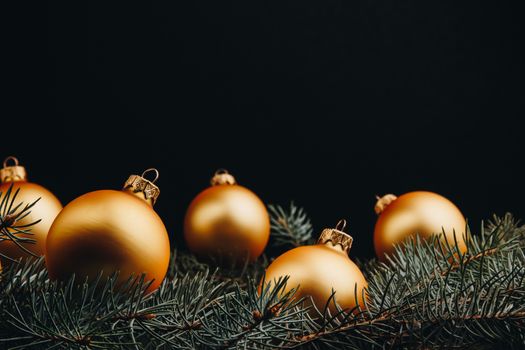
[
  {"left": 141, "top": 168, "right": 160, "bottom": 184},
  {"left": 335, "top": 219, "right": 347, "bottom": 232},
  {"left": 215, "top": 168, "right": 229, "bottom": 176},
  {"left": 3, "top": 156, "right": 19, "bottom": 168}
]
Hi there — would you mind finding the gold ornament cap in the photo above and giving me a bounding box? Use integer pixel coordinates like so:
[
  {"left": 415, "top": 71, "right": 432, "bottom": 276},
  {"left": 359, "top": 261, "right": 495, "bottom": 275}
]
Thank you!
[
  {"left": 317, "top": 219, "right": 353, "bottom": 254},
  {"left": 374, "top": 194, "right": 398, "bottom": 215},
  {"left": 210, "top": 169, "right": 236, "bottom": 186},
  {"left": 0, "top": 156, "right": 27, "bottom": 183},
  {"left": 123, "top": 168, "right": 160, "bottom": 206}
]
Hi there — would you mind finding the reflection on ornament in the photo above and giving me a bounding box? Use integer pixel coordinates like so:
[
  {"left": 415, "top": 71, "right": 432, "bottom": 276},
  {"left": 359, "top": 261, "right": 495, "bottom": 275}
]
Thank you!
[
  {"left": 45, "top": 168, "right": 170, "bottom": 292},
  {"left": 374, "top": 191, "right": 467, "bottom": 261}
]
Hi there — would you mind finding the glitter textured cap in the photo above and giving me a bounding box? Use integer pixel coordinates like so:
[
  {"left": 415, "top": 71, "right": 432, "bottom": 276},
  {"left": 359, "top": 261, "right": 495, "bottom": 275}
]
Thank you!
[
  {"left": 210, "top": 169, "right": 236, "bottom": 186},
  {"left": 123, "top": 168, "right": 160, "bottom": 205},
  {"left": 0, "top": 156, "right": 27, "bottom": 183},
  {"left": 317, "top": 219, "right": 353, "bottom": 254}
]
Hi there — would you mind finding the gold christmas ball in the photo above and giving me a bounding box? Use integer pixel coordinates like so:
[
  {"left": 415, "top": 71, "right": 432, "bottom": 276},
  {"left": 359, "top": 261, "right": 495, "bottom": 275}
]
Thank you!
[
  {"left": 261, "top": 221, "right": 367, "bottom": 314},
  {"left": 0, "top": 156, "right": 62, "bottom": 264},
  {"left": 373, "top": 191, "right": 467, "bottom": 261},
  {"left": 184, "top": 169, "right": 270, "bottom": 264},
  {"left": 45, "top": 169, "right": 170, "bottom": 292}
]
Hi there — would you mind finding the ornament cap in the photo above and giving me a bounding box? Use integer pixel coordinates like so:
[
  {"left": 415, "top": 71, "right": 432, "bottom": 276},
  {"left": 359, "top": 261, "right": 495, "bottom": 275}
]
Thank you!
[
  {"left": 210, "top": 169, "right": 236, "bottom": 186},
  {"left": 317, "top": 219, "right": 353, "bottom": 254},
  {"left": 0, "top": 156, "right": 27, "bottom": 183},
  {"left": 123, "top": 168, "right": 160, "bottom": 206},
  {"left": 374, "top": 194, "right": 398, "bottom": 215}
]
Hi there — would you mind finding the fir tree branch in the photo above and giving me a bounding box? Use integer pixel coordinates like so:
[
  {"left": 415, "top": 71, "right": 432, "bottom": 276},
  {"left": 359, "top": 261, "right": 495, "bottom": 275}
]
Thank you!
[
  {"left": 1, "top": 207, "right": 525, "bottom": 349},
  {"left": 268, "top": 203, "right": 314, "bottom": 248},
  {"left": 0, "top": 183, "right": 41, "bottom": 261}
]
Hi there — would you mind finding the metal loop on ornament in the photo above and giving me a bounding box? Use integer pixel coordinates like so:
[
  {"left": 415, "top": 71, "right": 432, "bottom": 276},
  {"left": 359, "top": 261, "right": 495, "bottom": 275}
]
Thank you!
[
  {"left": 141, "top": 168, "right": 159, "bottom": 183},
  {"left": 335, "top": 219, "right": 347, "bottom": 232},
  {"left": 3, "top": 156, "right": 19, "bottom": 168},
  {"left": 215, "top": 168, "right": 229, "bottom": 175}
]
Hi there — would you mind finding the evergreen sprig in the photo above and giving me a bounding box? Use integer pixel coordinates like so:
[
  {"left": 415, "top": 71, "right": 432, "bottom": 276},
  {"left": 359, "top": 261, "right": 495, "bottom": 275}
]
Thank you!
[
  {"left": 0, "top": 200, "right": 524, "bottom": 349},
  {"left": 0, "top": 183, "right": 42, "bottom": 262},
  {"left": 268, "top": 203, "right": 314, "bottom": 248}
]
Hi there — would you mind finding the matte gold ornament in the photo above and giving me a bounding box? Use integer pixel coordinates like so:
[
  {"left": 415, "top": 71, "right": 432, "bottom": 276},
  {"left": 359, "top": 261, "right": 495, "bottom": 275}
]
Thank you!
[
  {"left": 0, "top": 156, "right": 62, "bottom": 264},
  {"left": 184, "top": 169, "right": 270, "bottom": 264},
  {"left": 261, "top": 220, "right": 367, "bottom": 314},
  {"left": 45, "top": 169, "right": 170, "bottom": 292},
  {"left": 374, "top": 191, "right": 467, "bottom": 261}
]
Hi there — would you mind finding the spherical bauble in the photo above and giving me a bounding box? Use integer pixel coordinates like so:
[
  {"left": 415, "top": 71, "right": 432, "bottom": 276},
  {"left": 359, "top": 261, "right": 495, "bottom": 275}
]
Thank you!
[
  {"left": 261, "top": 222, "right": 367, "bottom": 314},
  {"left": 45, "top": 170, "right": 170, "bottom": 292},
  {"left": 184, "top": 170, "right": 270, "bottom": 264},
  {"left": 373, "top": 191, "right": 467, "bottom": 261},
  {"left": 0, "top": 157, "right": 62, "bottom": 264}
]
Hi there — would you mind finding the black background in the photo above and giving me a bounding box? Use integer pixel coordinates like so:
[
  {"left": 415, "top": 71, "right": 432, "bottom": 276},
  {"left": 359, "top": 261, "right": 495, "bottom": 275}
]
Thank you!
[{"left": 3, "top": 1, "right": 524, "bottom": 260}]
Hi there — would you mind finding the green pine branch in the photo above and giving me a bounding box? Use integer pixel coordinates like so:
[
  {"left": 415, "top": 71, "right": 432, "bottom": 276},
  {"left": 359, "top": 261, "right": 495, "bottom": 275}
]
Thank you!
[
  {"left": 0, "top": 183, "right": 42, "bottom": 262},
  {"left": 268, "top": 203, "right": 314, "bottom": 248},
  {"left": 1, "top": 198, "right": 525, "bottom": 349}
]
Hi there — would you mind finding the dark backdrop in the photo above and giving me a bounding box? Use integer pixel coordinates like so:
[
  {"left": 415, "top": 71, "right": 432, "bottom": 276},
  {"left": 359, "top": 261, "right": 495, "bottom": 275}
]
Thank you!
[{"left": 3, "top": 1, "right": 524, "bottom": 259}]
